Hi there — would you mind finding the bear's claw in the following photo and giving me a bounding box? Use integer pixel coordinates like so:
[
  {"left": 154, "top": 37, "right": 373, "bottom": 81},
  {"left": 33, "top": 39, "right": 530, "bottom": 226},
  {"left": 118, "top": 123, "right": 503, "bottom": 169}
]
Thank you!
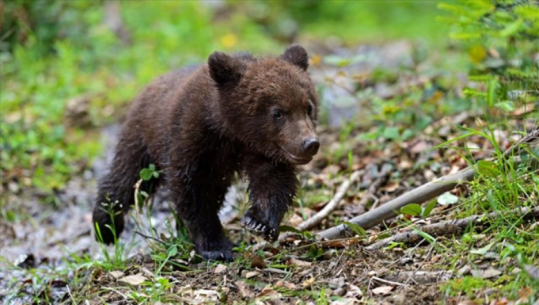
[
  {"left": 241, "top": 214, "right": 278, "bottom": 241},
  {"left": 199, "top": 249, "right": 234, "bottom": 261}
]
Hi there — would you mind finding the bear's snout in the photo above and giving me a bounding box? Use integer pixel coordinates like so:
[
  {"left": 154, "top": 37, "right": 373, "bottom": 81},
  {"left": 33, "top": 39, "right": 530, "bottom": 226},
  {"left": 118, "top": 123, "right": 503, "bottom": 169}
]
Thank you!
[{"left": 301, "top": 137, "right": 320, "bottom": 156}]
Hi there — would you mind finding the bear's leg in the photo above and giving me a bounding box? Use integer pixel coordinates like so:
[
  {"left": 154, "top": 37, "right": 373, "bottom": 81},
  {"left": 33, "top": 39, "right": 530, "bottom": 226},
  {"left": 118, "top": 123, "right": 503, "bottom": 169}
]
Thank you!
[
  {"left": 241, "top": 157, "right": 298, "bottom": 241},
  {"left": 170, "top": 175, "right": 234, "bottom": 261},
  {"left": 93, "top": 132, "right": 156, "bottom": 244}
]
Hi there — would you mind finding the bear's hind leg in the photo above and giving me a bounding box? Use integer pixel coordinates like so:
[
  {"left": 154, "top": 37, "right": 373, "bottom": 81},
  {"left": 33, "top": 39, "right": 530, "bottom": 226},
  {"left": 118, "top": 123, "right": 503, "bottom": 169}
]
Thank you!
[
  {"left": 170, "top": 175, "right": 234, "bottom": 261},
  {"left": 93, "top": 134, "right": 157, "bottom": 244}
]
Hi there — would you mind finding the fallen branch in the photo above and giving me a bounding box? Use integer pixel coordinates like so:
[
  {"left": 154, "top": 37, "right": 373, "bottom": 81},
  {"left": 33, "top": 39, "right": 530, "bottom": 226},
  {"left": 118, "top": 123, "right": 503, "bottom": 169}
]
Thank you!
[
  {"left": 316, "top": 128, "right": 539, "bottom": 240},
  {"left": 315, "top": 166, "right": 476, "bottom": 240},
  {"left": 371, "top": 276, "right": 407, "bottom": 287},
  {"left": 296, "top": 170, "right": 363, "bottom": 231},
  {"left": 365, "top": 206, "right": 539, "bottom": 250}
]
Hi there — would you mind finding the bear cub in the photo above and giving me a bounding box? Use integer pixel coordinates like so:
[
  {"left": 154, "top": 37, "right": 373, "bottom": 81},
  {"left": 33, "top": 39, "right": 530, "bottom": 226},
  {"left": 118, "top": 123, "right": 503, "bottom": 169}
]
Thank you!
[{"left": 93, "top": 45, "right": 319, "bottom": 261}]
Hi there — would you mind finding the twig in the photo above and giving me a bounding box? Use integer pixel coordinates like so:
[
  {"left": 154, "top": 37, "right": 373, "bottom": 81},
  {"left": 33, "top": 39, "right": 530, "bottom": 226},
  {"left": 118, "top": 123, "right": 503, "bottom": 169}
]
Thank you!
[
  {"left": 297, "top": 170, "right": 363, "bottom": 231},
  {"left": 437, "top": 111, "right": 474, "bottom": 137},
  {"left": 365, "top": 206, "right": 539, "bottom": 250},
  {"left": 371, "top": 276, "right": 407, "bottom": 287},
  {"left": 316, "top": 128, "right": 539, "bottom": 240},
  {"left": 364, "top": 164, "right": 392, "bottom": 210},
  {"left": 134, "top": 230, "right": 167, "bottom": 246}
]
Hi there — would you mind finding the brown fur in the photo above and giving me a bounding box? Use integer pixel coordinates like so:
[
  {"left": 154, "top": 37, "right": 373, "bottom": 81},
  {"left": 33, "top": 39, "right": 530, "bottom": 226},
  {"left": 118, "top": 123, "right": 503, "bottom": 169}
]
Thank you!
[{"left": 93, "top": 45, "right": 319, "bottom": 260}]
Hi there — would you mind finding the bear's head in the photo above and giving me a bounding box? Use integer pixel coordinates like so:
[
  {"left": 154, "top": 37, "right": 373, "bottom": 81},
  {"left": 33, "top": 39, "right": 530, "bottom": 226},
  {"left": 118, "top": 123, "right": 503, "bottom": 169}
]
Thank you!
[{"left": 208, "top": 45, "right": 319, "bottom": 165}]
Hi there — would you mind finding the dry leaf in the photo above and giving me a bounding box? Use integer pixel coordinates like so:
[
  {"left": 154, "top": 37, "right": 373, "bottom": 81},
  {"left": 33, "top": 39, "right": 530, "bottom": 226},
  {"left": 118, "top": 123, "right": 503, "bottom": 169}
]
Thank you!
[
  {"left": 257, "top": 285, "right": 281, "bottom": 298},
  {"left": 245, "top": 271, "right": 260, "bottom": 279},
  {"left": 470, "top": 267, "right": 501, "bottom": 279},
  {"left": 119, "top": 274, "right": 147, "bottom": 286},
  {"left": 274, "top": 280, "right": 297, "bottom": 290},
  {"left": 214, "top": 264, "right": 227, "bottom": 274},
  {"left": 194, "top": 289, "right": 220, "bottom": 302},
  {"left": 524, "top": 264, "right": 539, "bottom": 279},
  {"left": 344, "top": 283, "right": 363, "bottom": 298},
  {"left": 109, "top": 271, "right": 124, "bottom": 279},
  {"left": 235, "top": 281, "right": 254, "bottom": 298},
  {"left": 302, "top": 276, "right": 316, "bottom": 288},
  {"left": 381, "top": 181, "right": 399, "bottom": 192},
  {"left": 372, "top": 285, "right": 393, "bottom": 295},
  {"left": 518, "top": 286, "right": 534, "bottom": 301},
  {"left": 289, "top": 258, "right": 312, "bottom": 268},
  {"left": 249, "top": 255, "right": 267, "bottom": 269}
]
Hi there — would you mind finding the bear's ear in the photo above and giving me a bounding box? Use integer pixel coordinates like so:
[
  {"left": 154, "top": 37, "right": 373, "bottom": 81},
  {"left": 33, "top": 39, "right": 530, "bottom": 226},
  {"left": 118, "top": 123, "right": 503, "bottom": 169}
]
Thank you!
[
  {"left": 208, "top": 52, "right": 243, "bottom": 85},
  {"left": 281, "top": 45, "right": 309, "bottom": 71}
]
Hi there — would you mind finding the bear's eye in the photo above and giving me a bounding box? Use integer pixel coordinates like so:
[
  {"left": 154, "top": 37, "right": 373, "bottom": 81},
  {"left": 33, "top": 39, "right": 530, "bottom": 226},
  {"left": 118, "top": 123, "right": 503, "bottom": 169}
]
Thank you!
[
  {"left": 273, "top": 110, "right": 283, "bottom": 120},
  {"left": 307, "top": 104, "right": 313, "bottom": 116}
]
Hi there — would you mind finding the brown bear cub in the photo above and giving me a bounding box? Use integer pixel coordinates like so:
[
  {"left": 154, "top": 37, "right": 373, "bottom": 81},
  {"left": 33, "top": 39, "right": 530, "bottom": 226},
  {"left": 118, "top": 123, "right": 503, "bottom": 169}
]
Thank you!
[{"left": 93, "top": 45, "right": 319, "bottom": 261}]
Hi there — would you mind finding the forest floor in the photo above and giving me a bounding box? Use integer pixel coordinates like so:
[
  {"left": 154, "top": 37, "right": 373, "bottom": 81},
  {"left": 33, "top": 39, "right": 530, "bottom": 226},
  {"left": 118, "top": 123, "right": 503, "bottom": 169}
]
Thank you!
[{"left": 1, "top": 41, "right": 538, "bottom": 305}]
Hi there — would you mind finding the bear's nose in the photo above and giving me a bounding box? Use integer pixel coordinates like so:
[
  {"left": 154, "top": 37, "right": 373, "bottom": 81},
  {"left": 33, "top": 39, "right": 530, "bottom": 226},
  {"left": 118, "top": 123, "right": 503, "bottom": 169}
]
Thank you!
[{"left": 302, "top": 138, "right": 320, "bottom": 156}]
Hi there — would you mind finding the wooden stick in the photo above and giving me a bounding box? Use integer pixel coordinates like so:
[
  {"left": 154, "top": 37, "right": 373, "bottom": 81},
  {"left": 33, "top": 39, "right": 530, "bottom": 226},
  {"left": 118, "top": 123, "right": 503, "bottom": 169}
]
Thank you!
[
  {"left": 316, "top": 166, "right": 475, "bottom": 240},
  {"left": 365, "top": 206, "right": 539, "bottom": 250},
  {"left": 296, "top": 170, "right": 362, "bottom": 231}
]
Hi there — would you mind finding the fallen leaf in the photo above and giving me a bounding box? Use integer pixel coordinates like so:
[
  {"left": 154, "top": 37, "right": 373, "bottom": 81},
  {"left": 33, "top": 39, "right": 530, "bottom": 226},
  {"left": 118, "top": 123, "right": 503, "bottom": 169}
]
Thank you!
[
  {"left": 372, "top": 285, "right": 393, "bottom": 295},
  {"left": 302, "top": 276, "right": 316, "bottom": 288},
  {"left": 245, "top": 271, "right": 260, "bottom": 279},
  {"left": 524, "top": 264, "right": 539, "bottom": 279},
  {"left": 257, "top": 285, "right": 281, "bottom": 298},
  {"left": 214, "top": 264, "right": 227, "bottom": 274},
  {"left": 344, "top": 283, "right": 363, "bottom": 298},
  {"left": 110, "top": 271, "right": 124, "bottom": 279},
  {"left": 194, "top": 289, "right": 220, "bottom": 302},
  {"left": 119, "top": 274, "right": 147, "bottom": 286},
  {"left": 288, "top": 258, "right": 312, "bottom": 268},
  {"left": 470, "top": 267, "right": 501, "bottom": 279},
  {"left": 235, "top": 281, "right": 254, "bottom": 298},
  {"left": 381, "top": 181, "right": 399, "bottom": 192},
  {"left": 249, "top": 255, "right": 267, "bottom": 269},
  {"left": 437, "top": 192, "right": 459, "bottom": 205},
  {"left": 409, "top": 140, "right": 430, "bottom": 154}
]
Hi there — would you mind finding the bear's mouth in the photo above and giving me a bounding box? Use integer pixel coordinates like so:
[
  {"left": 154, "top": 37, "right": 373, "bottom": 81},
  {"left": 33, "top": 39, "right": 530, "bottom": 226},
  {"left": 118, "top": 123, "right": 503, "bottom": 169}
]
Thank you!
[{"left": 280, "top": 147, "right": 312, "bottom": 165}]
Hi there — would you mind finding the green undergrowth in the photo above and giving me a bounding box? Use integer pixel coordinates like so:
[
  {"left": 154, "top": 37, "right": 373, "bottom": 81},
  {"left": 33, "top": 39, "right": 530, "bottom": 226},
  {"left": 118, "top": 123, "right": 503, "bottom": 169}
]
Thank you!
[{"left": 434, "top": 1, "right": 538, "bottom": 301}]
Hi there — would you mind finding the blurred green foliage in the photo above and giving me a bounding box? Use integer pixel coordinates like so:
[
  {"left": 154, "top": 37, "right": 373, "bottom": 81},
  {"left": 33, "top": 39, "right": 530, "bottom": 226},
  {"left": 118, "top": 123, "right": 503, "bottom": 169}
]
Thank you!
[
  {"left": 0, "top": 0, "right": 449, "bottom": 201},
  {"left": 438, "top": 0, "right": 539, "bottom": 107}
]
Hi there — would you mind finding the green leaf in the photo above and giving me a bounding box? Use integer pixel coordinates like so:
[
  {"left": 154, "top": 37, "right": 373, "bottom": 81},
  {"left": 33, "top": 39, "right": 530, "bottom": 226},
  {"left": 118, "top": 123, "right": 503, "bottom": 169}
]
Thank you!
[
  {"left": 140, "top": 168, "right": 154, "bottom": 181},
  {"left": 279, "top": 225, "right": 303, "bottom": 234},
  {"left": 400, "top": 204, "right": 422, "bottom": 216},
  {"left": 470, "top": 242, "right": 495, "bottom": 255},
  {"left": 342, "top": 221, "right": 366, "bottom": 236},
  {"left": 422, "top": 199, "right": 437, "bottom": 217},
  {"left": 167, "top": 245, "right": 178, "bottom": 257},
  {"left": 494, "top": 101, "right": 515, "bottom": 112},
  {"left": 437, "top": 192, "right": 459, "bottom": 205},
  {"left": 140, "top": 164, "right": 159, "bottom": 181},
  {"left": 449, "top": 32, "right": 482, "bottom": 40},
  {"left": 477, "top": 160, "right": 500, "bottom": 177},
  {"left": 382, "top": 127, "right": 400, "bottom": 140},
  {"left": 500, "top": 18, "right": 523, "bottom": 37}
]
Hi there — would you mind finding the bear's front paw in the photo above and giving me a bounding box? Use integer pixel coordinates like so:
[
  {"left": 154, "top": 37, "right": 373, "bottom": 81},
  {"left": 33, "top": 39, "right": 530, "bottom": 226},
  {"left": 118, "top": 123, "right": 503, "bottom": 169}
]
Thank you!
[
  {"left": 241, "top": 208, "right": 279, "bottom": 241},
  {"left": 194, "top": 236, "right": 235, "bottom": 262}
]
